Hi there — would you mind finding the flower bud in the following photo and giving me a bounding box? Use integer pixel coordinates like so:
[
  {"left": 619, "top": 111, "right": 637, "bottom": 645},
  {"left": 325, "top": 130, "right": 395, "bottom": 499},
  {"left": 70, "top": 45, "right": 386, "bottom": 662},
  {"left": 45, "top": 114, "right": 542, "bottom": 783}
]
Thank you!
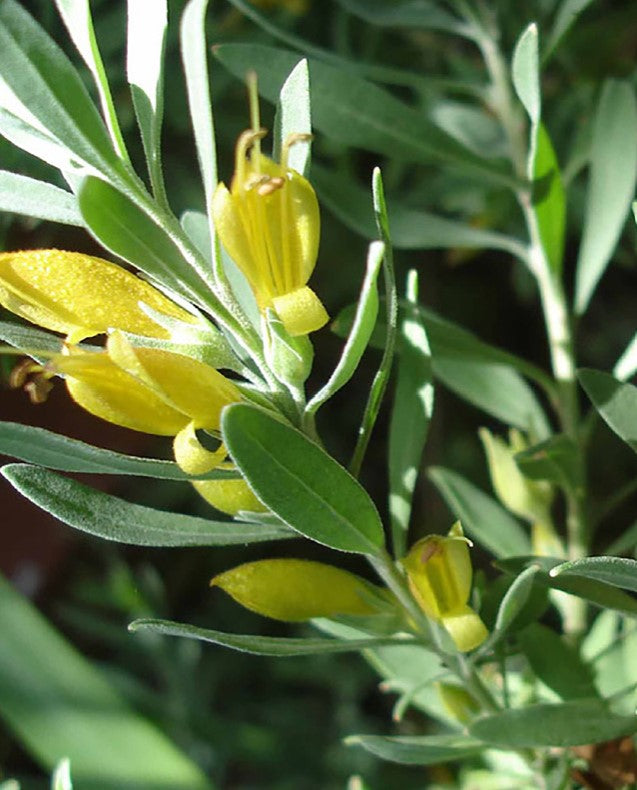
[{"left": 402, "top": 522, "right": 488, "bottom": 652}]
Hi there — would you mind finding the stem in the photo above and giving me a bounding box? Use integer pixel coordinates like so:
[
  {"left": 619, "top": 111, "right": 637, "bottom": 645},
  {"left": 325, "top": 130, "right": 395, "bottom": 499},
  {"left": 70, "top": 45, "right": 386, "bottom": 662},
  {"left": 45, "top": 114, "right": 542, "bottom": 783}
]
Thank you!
[{"left": 471, "top": 8, "right": 589, "bottom": 636}]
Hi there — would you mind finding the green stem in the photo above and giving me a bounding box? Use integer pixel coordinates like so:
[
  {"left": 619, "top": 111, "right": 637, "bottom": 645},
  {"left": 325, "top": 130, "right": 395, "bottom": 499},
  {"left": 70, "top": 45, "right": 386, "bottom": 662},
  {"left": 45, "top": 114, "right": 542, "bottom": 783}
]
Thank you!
[{"left": 471, "top": 9, "right": 589, "bottom": 636}]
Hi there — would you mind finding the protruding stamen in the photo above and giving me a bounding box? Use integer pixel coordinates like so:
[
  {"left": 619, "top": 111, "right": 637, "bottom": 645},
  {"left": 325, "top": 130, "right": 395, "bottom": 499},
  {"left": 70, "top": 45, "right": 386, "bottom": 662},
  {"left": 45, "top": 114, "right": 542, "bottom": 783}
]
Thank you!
[
  {"left": 281, "top": 132, "right": 313, "bottom": 168},
  {"left": 9, "top": 358, "right": 54, "bottom": 404},
  {"left": 235, "top": 128, "right": 268, "bottom": 184}
]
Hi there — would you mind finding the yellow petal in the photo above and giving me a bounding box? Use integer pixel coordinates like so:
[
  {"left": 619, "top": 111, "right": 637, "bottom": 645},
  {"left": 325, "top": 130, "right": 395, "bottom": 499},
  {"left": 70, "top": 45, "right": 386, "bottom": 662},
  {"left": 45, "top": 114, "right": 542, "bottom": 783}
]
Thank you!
[
  {"left": 211, "top": 559, "right": 381, "bottom": 621},
  {"left": 271, "top": 286, "right": 329, "bottom": 336},
  {"left": 173, "top": 422, "right": 226, "bottom": 475},
  {"left": 213, "top": 152, "right": 321, "bottom": 313},
  {"left": 107, "top": 331, "right": 241, "bottom": 427},
  {"left": 54, "top": 350, "right": 188, "bottom": 435},
  {"left": 441, "top": 604, "right": 488, "bottom": 652},
  {"left": 193, "top": 477, "right": 266, "bottom": 515},
  {"left": 402, "top": 523, "right": 473, "bottom": 621},
  {"left": 0, "top": 249, "right": 193, "bottom": 342}
]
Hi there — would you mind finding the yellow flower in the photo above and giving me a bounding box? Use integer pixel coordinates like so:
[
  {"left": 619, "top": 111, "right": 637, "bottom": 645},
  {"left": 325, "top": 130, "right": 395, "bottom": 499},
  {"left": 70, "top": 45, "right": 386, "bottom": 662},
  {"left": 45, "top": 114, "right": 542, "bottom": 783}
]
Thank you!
[
  {"left": 402, "top": 522, "right": 488, "bottom": 652},
  {"left": 0, "top": 249, "right": 264, "bottom": 515},
  {"left": 0, "top": 249, "right": 193, "bottom": 343},
  {"left": 212, "top": 130, "right": 328, "bottom": 337}
]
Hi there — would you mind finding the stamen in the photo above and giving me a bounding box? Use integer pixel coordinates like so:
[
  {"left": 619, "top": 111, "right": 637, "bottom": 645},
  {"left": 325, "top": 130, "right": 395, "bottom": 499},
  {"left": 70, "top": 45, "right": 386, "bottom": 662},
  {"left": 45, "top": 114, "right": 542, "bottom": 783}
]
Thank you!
[
  {"left": 281, "top": 132, "right": 313, "bottom": 169},
  {"left": 235, "top": 128, "right": 267, "bottom": 185},
  {"left": 257, "top": 176, "right": 285, "bottom": 197},
  {"left": 9, "top": 358, "right": 39, "bottom": 389},
  {"left": 420, "top": 542, "right": 441, "bottom": 564},
  {"left": 24, "top": 376, "right": 54, "bottom": 404},
  {"left": 9, "top": 358, "right": 54, "bottom": 404}
]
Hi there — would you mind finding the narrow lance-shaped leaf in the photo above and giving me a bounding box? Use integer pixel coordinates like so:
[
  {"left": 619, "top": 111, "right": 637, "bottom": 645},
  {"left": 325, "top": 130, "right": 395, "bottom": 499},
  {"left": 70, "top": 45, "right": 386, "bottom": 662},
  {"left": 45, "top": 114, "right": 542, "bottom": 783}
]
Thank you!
[
  {"left": 77, "top": 175, "right": 220, "bottom": 312},
  {"left": 578, "top": 368, "right": 637, "bottom": 453},
  {"left": 1, "top": 464, "right": 293, "bottom": 547},
  {"left": 273, "top": 58, "right": 311, "bottom": 176},
  {"left": 0, "top": 171, "right": 83, "bottom": 226},
  {"left": 550, "top": 556, "right": 637, "bottom": 594},
  {"left": 533, "top": 123, "right": 566, "bottom": 275},
  {"left": 388, "top": 270, "right": 433, "bottom": 557},
  {"left": 221, "top": 404, "right": 385, "bottom": 554},
  {"left": 306, "top": 241, "right": 383, "bottom": 416},
  {"left": 127, "top": 0, "right": 168, "bottom": 204},
  {"left": 345, "top": 734, "right": 483, "bottom": 766},
  {"left": 332, "top": 0, "right": 470, "bottom": 37},
  {"left": 180, "top": 0, "right": 217, "bottom": 215},
  {"left": 470, "top": 699, "right": 637, "bottom": 748},
  {"left": 0, "top": 422, "right": 236, "bottom": 480},
  {"left": 575, "top": 80, "right": 637, "bottom": 314},
  {"left": 213, "top": 44, "right": 517, "bottom": 187},
  {"left": 0, "top": 574, "right": 211, "bottom": 788},
  {"left": 428, "top": 467, "right": 530, "bottom": 558},
  {"left": 0, "top": 0, "right": 125, "bottom": 181},
  {"left": 512, "top": 23, "right": 541, "bottom": 126},
  {"left": 129, "top": 618, "right": 407, "bottom": 657},
  {"left": 54, "top": 0, "right": 129, "bottom": 161},
  {"left": 493, "top": 565, "right": 539, "bottom": 636},
  {"left": 614, "top": 331, "right": 637, "bottom": 381},
  {"left": 312, "top": 164, "right": 528, "bottom": 259}
]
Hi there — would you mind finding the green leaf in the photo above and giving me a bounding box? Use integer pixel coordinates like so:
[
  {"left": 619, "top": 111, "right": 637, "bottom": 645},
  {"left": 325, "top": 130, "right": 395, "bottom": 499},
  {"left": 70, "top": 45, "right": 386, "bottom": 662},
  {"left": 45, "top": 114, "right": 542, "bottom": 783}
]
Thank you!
[
  {"left": 306, "top": 241, "right": 383, "bottom": 417},
  {"left": 213, "top": 44, "right": 516, "bottom": 187},
  {"left": 470, "top": 699, "right": 637, "bottom": 747},
  {"left": 51, "top": 758, "right": 72, "bottom": 790},
  {"left": 551, "top": 556, "right": 637, "bottom": 593},
  {"left": 518, "top": 623, "right": 598, "bottom": 700},
  {"left": 1, "top": 464, "right": 293, "bottom": 546},
  {"left": 0, "top": 108, "right": 81, "bottom": 174},
  {"left": 0, "top": 171, "right": 82, "bottom": 225},
  {"left": 333, "top": 0, "right": 470, "bottom": 37},
  {"left": 579, "top": 368, "right": 637, "bottom": 452},
  {"left": 180, "top": 0, "right": 217, "bottom": 215},
  {"left": 0, "top": 422, "right": 236, "bottom": 480},
  {"left": 129, "top": 618, "right": 407, "bottom": 656},
  {"left": 77, "top": 175, "right": 216, "bottom": 309},
  {"left": 575, "top": 80, "right": 637, "bottom": 314},
  {"left": 515, "top": 433, "right": 583, "bottom": 493},
  {"left": 544, "top": 0, "right": 595, "bottom": 61},
  {"left": 312, "top": 165, "right": 527, "bottom": 258},
  {"left": 221, "top": 404, "right": 385, "bottom": 554},
  {"left": 512, "top": 23, "right": 540, "bottom": 125},
  {"left": 493, "top": 565, "right": 540, "bottom": 636},
  {"left": 0, "top": 0, "right": 123, "bottom": 179},
  {"left": 127, "top": 0, "right": 168, "bottom": 204},
  {"left": 388, "top": 271, "right": 433, "bottom": 554},
  {"left": 0, "top": 574, "right": 211, "bottom": 789},
  {"left": 332, "top": 300, "right": 554, "bottom": 429},
  {"left": 427, "top": 467, "right": 531, "bottom": 558},
  {"left": 273, "top": 59, "right": 311, "bottom": 176},
  {"left": 533, "top": 124, "right": 566, "bottom": 275},
  {"left": 497, "top": 555, "right": 637, "bottom": 617},
  {"left": 345, "top": 733, "right": 483, "bottom": 765},
  {"left": 614, "top": 332, "right": 637, "bottom": 381},
  {"left": 54, "top": 0, "right": 128, "bottom": 161},
  {"left": 0, "top": 320, "right": 64, "bottom": 363}
]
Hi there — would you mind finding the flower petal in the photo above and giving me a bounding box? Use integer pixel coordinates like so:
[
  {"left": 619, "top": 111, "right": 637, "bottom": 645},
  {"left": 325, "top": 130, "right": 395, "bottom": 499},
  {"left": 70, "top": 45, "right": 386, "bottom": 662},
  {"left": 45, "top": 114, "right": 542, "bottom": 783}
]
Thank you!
[
  {"left": 53, "top": 350, "right": 188, "bottom": 435},
  {"left": 107, "top": 331, "right": 241, "bottom": 427},
  {"left": 272, "top": 286, "right": 328, "bottom": 336},
  {"left": 193, "top": 477, "right": 266, "bottom": 515},
  {"left": 0, "top": 249, "right": 194, "bottom": 342},
  {"left": 211, "top": 559, "right": 382, "bottom": 621},
  {"left": 173, "top": 422, "right": 226, "bottom": 475}
]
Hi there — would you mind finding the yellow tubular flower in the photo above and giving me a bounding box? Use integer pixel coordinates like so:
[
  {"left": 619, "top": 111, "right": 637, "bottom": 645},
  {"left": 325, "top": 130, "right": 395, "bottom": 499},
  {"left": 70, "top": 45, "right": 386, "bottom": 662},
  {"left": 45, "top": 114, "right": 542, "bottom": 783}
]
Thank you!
[
  {"left": 402, "top": 522, "right": 488, "bottom": 653},
  {"left": 212, "top": 131, "right": 328, "bottom": 337},
  {"left": 0, "top": 249, "right": 194, "bottom": 343}
]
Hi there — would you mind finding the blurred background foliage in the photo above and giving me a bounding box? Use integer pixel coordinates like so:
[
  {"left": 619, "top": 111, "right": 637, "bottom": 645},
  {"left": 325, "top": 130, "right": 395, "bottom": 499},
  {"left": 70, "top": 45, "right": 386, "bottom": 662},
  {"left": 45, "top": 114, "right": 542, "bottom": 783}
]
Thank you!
[{"left": 1, "top": 0, "right": 636, "bottom": 787}]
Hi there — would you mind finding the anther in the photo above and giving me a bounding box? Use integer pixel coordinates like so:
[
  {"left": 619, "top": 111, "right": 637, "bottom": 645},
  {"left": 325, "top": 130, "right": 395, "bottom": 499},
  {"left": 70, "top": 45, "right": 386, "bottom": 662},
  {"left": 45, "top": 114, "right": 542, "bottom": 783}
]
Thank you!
[
  {"left": 257, "top": 176, "right": 285, "bottom": 197},
  {"left": 24, "top": 376, "right": 54, "bottom": 405}
]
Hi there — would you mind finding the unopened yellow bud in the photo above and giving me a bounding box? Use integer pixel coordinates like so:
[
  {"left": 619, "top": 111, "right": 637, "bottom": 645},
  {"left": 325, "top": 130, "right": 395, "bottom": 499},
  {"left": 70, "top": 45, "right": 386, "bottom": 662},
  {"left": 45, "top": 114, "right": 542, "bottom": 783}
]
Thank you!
[
  {"left": 436, "top": 682, "right": 480, "bottom": 724},
  {"left": 402, "top": 522, "right": 488, "bottom": 652},
  {"left": 193, "top": 476, "right": 266, "bottom": 516}
]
